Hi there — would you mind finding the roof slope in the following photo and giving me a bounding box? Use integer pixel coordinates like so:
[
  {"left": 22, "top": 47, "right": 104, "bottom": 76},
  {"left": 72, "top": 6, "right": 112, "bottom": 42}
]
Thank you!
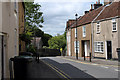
[
  {"left": 77, "top": 6, "right": 104, "bottom": 27},
  {"left": 71, "top": 6, "right": 104, "bottom": 28},
  {"left": 71, "top": 2, "right": 120, "bottom": 28},
  {"left": 96, "top": 2, "right": 120, "bottom": 21}
]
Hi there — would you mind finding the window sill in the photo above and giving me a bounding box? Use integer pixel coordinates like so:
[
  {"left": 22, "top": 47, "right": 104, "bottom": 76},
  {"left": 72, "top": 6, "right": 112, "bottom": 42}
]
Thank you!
[
  {"left": 94, "top": 51, "right": 104, "bottom": 54},
  {"left": 83, "top": 36, "right": 86, "bottom": 38},
  {"left": 112, "top": 30, "right": 117, "bottom": 32},
  {"left": 96, "top": 32, "right": 100, "bottom": 34}
]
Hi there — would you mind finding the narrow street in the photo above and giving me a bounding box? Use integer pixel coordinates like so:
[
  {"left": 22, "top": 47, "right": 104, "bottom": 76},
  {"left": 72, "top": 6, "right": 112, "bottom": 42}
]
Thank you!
[{"left": 40, "top": 57, "right": 119, "bottom": 80}]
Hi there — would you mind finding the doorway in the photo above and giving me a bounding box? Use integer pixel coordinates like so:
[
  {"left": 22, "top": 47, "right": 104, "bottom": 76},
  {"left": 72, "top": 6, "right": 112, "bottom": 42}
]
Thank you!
[
  {"left": 84, "top": 41, "right": 87, "bottom": 56},
  {"left": 82, "top": 40, "right": 90, "bottom": 57},
  {"left": 68, "top": 36, "right": 71, "bottom": 56},
  {"left": 107, "top": 41, "right": 112, "bottom": 59}
]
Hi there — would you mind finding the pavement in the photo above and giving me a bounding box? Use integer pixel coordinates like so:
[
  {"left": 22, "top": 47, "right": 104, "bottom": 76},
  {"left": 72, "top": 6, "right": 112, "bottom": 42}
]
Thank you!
[
  {"left": 13, "top": 59, "right": 65, "bottom": 80},
  {"left": 59, "top": 56, "right": 119, "bottom": 67}
]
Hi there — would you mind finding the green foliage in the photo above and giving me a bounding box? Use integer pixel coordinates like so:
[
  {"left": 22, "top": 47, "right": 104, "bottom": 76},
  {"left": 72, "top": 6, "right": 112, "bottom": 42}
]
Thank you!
[
  {"left": 34, "top": 28, "right": 44, "bottom": 37},
  {"left": 26, "top": 44, "right": 36, "bottom": 53},
  {"left": 48, "top": 33, "right": 66, "bottom": 50},
  {"left": 42, "top": 33, "right": 52, "bottom": 47},
  {"left": 19, "top": 33, "right": 32, "bottom": 45},
  {"left": 43, "top": 46, "right": 49, "bottom": 49},
  {"left": 24, "top": 2, "right": 44, "bottom": 29},
  {"left": 24, "top": 2, "right": 44, "bottom": 38},
  {"left": 33, "top": 28, "right": 52, "bottom": 47},
  {"left": 23, "top": 2, "right": 45, "bottom": 47}
]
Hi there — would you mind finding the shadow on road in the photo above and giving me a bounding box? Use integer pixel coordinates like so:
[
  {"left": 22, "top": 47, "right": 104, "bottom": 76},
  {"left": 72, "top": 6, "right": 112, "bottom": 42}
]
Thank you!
[{"left": 41, "top": 58, "right": 98, "bottom": 80}]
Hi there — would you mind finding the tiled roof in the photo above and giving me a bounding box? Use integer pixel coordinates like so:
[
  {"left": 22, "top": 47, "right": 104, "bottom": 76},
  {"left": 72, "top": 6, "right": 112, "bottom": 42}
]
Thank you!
[
  {"left": 96, "top": 2, "right": 120, "bottom": 21},
  {"left": 71, "top": 6, "right": 104, "bottom": 28},
  {"left": 71, "top": 2, "right": 120, "bottom": 28}
]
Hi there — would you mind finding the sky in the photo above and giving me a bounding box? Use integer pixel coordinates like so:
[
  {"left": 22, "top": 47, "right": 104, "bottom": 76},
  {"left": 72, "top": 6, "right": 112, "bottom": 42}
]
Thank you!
[{"left": 35, "top": 0, "right": 104, "bottom": 36}]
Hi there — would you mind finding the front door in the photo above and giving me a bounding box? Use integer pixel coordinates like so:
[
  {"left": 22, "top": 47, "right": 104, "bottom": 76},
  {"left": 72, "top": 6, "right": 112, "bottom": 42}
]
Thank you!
[
  {"left": 84, "top": 41, "right": 87, "bottom": 56},
  {"left": 107, "top": 41, "right": 112, "bottom": 59},
  {"left": 68, "top": 43, "right": 71, "bottom": 56},
  {"left": 68, "top": 36, "right": 71, "bottom": 56}
]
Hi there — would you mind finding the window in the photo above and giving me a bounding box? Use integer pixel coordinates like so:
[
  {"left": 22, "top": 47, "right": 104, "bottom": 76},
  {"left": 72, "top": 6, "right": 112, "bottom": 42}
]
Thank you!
[
  {"left": 94, "top": 41, "right": 104, "bottom": 53},
  {"left": 14, "top": 0, "right": 18, "bottom": 13},
  {"left": 75, "top": 28, "right": 77, "bottom": 38},
  {"left": 67, "top": 35, "right": 70, "bottom": 43},
  {"left": 96, "top": 22, "right": 100, "bottom": 33},
  {"left": 14, "top": 2, "right": 17, "bottom": 11},
  {"left": 74, "top": 41, "right": 79, "bottom": 53},
  {"left": 112, "top": 19, "right": 117, "bottom": 31},
  {"left": 82, "top": 26, "right": 86, "bottom": 37}
]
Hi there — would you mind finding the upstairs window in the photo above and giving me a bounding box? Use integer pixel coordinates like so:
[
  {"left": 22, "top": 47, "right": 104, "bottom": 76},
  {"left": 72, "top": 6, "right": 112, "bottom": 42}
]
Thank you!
[
  {"left": 112, "top": 19, "right": 117, "bottom": 32},
  {"left": 14, "top": 0, "right": 18, "bottom": 13},
  {"left": 96, "top": 22, "right": 100, "bottom": 33},
  {"left": 82, "top": 26, "right": 86, "bottom": 37}
]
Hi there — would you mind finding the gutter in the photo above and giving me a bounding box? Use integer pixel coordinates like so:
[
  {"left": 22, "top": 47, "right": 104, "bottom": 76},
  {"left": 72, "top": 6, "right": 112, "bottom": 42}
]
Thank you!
[{"left": 91, "top": 3, "right": 112, "bottom": 58}]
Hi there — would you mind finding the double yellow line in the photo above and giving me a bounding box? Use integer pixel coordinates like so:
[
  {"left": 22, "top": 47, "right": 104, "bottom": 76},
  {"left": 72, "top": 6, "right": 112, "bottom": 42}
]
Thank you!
[{"left": 41, "top": 60, "right": 71, "bottom": 80}]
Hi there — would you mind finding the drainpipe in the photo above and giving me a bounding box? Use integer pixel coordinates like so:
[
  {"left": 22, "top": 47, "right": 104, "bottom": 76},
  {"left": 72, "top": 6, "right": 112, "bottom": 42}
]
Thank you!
[
  {"left": 91, "top": 4, "right": 109, "bottom": 58},
  {"left": 1, "top": 35, "right": 4, "bottom": 80}
]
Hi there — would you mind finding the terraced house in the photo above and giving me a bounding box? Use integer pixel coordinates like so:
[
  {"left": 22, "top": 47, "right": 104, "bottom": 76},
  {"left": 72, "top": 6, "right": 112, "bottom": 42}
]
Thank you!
[
  {"left": 66, "top": 0, "right": 119, "bottom": 60},
  {"left": 93, "top": 2, "right": 120, "bottom": 59},
  {"left": 0, "top": 1, "right": 25, "bottom": 79}
]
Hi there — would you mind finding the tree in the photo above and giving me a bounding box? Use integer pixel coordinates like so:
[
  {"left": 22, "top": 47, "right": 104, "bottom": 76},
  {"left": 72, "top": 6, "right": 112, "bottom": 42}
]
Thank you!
[
  {"left": 34, "top": 27, "right": 44, "bottom": 37},
  {"left": 33, "top": 28, "right": 52, "bottom": 47},
  {"left": 42, "top": 33, "right": 52, "bottom": 47},
  {"left": 24, "top": 2, "right": 44, "bottom": 31},
  {"left": 22, "top": 2, "right": 44, "bottom": 45},
  {"left": 19, "top": 2, "right": 44, "bottom": 53},
  {"left": 48, "top": 33, "right": 66, "bottom": 50}
]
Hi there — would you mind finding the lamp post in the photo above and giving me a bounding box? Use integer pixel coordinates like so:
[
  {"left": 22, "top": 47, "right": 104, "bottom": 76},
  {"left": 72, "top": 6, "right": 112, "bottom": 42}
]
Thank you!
[{"left": 75, "top": 13, "right": 78, "bottom": 60}]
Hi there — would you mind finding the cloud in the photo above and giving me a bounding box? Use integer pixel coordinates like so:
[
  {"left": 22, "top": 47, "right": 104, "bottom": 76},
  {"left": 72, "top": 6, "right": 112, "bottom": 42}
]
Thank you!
[{"left": 36, "top": 1, "right": 99, "bottom": 36}]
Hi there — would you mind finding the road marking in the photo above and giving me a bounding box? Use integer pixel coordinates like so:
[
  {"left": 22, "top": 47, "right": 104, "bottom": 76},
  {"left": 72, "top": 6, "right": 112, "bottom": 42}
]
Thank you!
[
  {"left": 51, "top": 64, "right": 71, "bottom": 78},
  {"left": 59, "top": 57, "right": 119, "bottom": 68},
  {"left": 114, "top": 69, "right": 120, "bottom": 72},
  {"left": 100, "top": 66, "right": 108, "bottom": 69},
  {"left": 91, "top": 64, "right": 98, "bottom": 65},
  {"left": 40, "top": 59, "right": 71, "bottom": 80}
]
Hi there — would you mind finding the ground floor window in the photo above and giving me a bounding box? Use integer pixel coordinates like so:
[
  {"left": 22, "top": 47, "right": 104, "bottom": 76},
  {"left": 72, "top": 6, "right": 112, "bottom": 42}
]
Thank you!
[
  {"left": 94, "top": 41, "right": 104, "bottom": 53},
  {"left": 74, "top": 41, "right": 79, "bottom": 53}
]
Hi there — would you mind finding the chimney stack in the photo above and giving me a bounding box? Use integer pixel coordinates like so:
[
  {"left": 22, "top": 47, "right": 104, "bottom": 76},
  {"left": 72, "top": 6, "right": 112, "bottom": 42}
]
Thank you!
[
  {"left": 104, "top": 0, "right": 114, "bottom": 5},
  {"left": 67, "top": 20, "right": 76, "bottom": 29},
  {"left": 85, "top": 11, "right": 89, "bottom": 14},
  {"left": 91, "top": 4, "right": 93, "bottom": 9},
  {"left": 98, "top": 0, "right": 100, "bottom": 4}
]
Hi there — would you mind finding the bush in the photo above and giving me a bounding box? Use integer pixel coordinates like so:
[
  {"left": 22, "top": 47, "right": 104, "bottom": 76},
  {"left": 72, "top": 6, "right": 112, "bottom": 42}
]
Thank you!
[{"left": 26, "top": 44, "right": 36, "bottom": 54}]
